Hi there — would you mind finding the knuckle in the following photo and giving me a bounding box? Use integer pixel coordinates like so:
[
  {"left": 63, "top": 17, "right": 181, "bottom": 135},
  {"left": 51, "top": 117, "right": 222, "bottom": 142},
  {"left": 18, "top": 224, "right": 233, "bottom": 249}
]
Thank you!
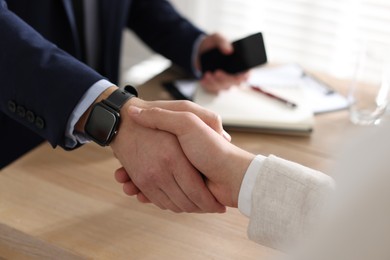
[
  {"left": 182, "top": 111, "right": 199, "bottom": 124},
  {"left": 208, "top": 112, "right": 223, "bottom": 133},
  {"left": 179, "top": 100, "right": 194, "bottom": 110},
  {"left": 159, "top": 149, "right": 176, "bottom": 168},
  {"left": 134, "top": 169, "right": 160, "bottom": 188},
  {"left": 149, "top": 107, "right": 163, "bottom": 113}
]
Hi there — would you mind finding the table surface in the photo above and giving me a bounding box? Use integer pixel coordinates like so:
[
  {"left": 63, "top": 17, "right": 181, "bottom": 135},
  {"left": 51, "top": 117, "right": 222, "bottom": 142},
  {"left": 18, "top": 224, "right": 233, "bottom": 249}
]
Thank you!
[{"left": 0, "top": 68, "right": 361, "bottom": 259}]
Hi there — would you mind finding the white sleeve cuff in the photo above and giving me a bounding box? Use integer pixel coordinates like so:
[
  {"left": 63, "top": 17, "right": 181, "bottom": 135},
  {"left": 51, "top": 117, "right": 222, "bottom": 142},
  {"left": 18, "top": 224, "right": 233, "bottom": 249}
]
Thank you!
[
  {"left": 64, "top": 79, "right": 114, "bottom": 148},
  {"left": 238, "top": 155, "right": 266, "bottom": 217},
  {"left": 192, "top": 34, "right": 206, "bottom": 78}
]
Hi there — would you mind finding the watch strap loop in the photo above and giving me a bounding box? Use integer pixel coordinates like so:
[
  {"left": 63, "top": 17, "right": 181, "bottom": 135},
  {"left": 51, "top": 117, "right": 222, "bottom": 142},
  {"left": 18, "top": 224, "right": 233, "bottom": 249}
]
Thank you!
[
  {"left": 103, "top": 88, "right": 135, "bottom": 111},
  {"left": 124, "top": 85, "right": 138, "bottom": 97}
]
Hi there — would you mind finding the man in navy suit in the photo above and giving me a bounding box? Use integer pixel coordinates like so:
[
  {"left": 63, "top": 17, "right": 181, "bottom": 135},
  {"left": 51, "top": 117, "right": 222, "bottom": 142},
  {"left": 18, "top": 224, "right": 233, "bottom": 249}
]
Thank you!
[{"left": 0, "top": 0, "right": 248, "bottom": 213}]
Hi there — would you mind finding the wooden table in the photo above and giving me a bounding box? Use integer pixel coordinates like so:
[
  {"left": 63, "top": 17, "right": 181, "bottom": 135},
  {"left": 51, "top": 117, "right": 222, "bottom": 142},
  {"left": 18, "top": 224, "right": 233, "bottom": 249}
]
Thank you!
[{"left": 0, "top": 68, "right": 358, "bottom": 259}]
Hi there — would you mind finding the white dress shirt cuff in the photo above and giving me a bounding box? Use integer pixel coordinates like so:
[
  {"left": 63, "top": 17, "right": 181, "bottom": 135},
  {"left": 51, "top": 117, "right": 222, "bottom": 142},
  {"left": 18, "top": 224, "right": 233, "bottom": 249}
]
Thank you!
[
  {"left": 65, "top": 79, "right": 114, "bottom": 148},
  {"left": 192, "top": 34, "right": 206, "bottom": 78},
  {"left": 238, "top": 155, "right": 266, "bottom": 217}
]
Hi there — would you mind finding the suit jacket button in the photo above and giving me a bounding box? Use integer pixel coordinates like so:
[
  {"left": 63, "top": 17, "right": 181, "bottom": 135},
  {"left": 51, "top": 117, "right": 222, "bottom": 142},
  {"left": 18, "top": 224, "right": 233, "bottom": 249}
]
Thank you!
[
  {"left": 35, "top": 116, "right": 45, "bottom": 129},
  {"left": 26, "top": 110, "right": 36, "bottom": 123},
  {"left": 7, "top": 100, "right": 16, "bottom": 113},
  {"left": 16, "top": 105, "right": 26, "bottom": 118}
]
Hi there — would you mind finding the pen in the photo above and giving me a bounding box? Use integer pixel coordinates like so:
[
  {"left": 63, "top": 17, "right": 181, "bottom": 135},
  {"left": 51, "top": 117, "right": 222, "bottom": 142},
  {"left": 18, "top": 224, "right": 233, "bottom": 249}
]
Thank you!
[{"left": 250, "top": 85, "right": 298, "bottom": 108}]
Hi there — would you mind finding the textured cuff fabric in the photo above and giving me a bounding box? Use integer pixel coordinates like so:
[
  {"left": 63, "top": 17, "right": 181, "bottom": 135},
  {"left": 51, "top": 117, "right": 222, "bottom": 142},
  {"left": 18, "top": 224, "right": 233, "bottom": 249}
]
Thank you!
[
  {"left": 238, "top": 155, "right": 266, "bottom": 217},
  {"left": 247, "top": 155, "right": 335, "bottom": 251},
  {"left": 64, "top": 79, "right": 114, "bottom": 148}
]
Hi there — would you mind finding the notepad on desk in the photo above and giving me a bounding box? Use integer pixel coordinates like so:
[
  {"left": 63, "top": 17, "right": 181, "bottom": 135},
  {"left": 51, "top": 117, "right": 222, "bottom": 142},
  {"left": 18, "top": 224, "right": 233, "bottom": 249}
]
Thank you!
[
  {"left": 248, "top": 64, "right": 349, "bottom": 114},
  {"left": 164, "top": 80, "right": 314, "bottom": 135},
  {"left": 163, "top": 64, "right": 349, "bottom": 135}
]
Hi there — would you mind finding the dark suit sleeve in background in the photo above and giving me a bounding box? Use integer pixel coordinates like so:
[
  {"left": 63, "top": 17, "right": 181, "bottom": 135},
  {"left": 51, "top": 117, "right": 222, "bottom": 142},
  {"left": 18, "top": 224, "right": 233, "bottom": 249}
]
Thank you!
[{"left": 127, "top": 0, "right": 204, "bottom": 76}]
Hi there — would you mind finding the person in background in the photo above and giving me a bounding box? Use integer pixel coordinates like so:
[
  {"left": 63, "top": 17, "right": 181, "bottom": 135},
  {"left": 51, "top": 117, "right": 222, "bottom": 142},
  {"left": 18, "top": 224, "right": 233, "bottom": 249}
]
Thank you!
[
  {"left": 117, "top": 106, "right": 390, "bottom": 260},
  {"left": 0, "top": 0, "right": 248, "bottom": 213}
]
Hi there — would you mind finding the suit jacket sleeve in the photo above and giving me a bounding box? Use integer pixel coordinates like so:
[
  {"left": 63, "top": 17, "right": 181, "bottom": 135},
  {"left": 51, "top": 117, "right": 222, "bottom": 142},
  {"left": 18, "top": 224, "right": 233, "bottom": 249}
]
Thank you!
[
  {"left": 247, "top": 155, "right": 335, "bottom": 251},
  {"left": 0, "top": 1, "right": 105, "bottom": 149},
  {"left": 127, "top": 0, "right": 204, "bottom": 75}
]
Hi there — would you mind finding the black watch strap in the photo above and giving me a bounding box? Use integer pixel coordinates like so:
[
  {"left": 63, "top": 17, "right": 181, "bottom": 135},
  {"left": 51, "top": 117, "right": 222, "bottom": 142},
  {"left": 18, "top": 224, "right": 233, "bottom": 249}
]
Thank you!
[
  {"left": 103, "top": 86, "right": 137, "bottom": 111},
  {"left": 124, "top": 85, "right": 139, "bottom": 97}
]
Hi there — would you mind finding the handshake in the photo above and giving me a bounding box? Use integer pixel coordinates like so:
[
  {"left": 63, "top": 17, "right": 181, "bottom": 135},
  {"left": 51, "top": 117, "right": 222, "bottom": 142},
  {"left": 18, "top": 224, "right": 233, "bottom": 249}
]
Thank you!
[{"left": 110, "top": 99, "right": 255, "bottom": 213}]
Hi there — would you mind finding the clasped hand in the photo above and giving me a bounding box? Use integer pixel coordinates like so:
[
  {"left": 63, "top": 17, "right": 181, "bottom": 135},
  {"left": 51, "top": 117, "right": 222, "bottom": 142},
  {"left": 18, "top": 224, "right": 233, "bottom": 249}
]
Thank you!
[{"left": 113, "top": 103, "right": 255, "bottom": 212}]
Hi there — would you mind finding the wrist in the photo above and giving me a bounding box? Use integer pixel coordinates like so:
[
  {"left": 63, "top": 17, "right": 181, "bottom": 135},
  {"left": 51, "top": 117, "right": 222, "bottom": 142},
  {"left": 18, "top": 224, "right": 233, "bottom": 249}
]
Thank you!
[
  {"left": 82, "top": 85, "right": 139, "bottom": 146},
  {"left": 230, "top": 150, "right": 256, "bottom": 207},
  {"left": 222, "top": 145, "right": 255, "bottom": 208},
  {"left": 75, "top": 85, "right": 118, "bottom": 133}
]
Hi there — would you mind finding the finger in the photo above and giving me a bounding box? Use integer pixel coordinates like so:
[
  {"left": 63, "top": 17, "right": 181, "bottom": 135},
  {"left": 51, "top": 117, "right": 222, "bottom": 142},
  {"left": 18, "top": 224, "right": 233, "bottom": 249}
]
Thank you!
[
  {"left": 129, "top": 163, "right": 187, "bottom": 212},
  {"left": 203, "top": 70, "right": 239, "bottom": 91},
  {"left": 137, "top": 193, "right": 151, "bottom": 203},
  {"left": 233, "top": 71, "right": 251, "bottom": 85},
  {"left": 122, "top": 181, "right": 141, "bottom": 196},
  {"left": 132, "top": 154, "right": 201, "bottom": 213},
  {"left": 116, "top": 167, "right": 142, "bottom": 197},
  {"left": 138, "top": 186, "right": 182, "bottom": 212},
  {"left": 201, "top": 72, "right": 223, "bottom": 93},
  {"left": 213, "top": 70, "right": 236, "bottom": 89},
  {"left": 142, "top": 100, "right": 225, "bottom": 137},
  {"left": 115, "top": 167, "right": 131, "bottom": 183},
  {"left": 238, "top": 71, "right": 251, "bottom": 81},
  {"left": 128, "top": 106, "right": 203, "bottom": 138},
  {"left": 154, "top": 167, "right": 201, "bottom": 213},
  {"left": 212, "top": 33, "right": 233, "bottom": 55},
  {"left": 129, "top": 106, "right": 231, "bottom": 143},
  {"left": 125, "top": 167, "right": 177, "bottom": 210},
  {"left": 172, "top": 161, "right": 226, "bottom": 213},
  {"left": 214, "top": 70, "right": 248, "bottom": 88}
]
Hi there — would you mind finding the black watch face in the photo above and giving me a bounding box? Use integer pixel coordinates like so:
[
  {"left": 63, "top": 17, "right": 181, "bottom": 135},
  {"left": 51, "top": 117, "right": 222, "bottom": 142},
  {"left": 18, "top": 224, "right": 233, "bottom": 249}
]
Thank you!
[{"left": 85, "top": 104, "right": 119, "bottom": 146}]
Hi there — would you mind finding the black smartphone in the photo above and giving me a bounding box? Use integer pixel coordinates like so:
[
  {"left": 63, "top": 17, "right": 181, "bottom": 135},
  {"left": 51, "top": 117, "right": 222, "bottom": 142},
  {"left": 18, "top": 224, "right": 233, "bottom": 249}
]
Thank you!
[{"left": 200, "top": 32, "right": 267, "bottom": 74}]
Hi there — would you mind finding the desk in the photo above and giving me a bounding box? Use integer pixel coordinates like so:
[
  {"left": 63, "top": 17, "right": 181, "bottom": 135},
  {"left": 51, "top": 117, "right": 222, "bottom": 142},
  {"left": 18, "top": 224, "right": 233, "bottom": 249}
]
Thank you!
[{"left": 0, "top": 68, "right": 356, "bottom": 259}]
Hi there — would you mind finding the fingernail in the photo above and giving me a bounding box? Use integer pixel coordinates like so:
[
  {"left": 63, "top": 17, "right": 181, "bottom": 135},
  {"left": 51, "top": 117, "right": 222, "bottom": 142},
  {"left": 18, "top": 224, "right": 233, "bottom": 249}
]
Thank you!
[
  {"left": 222, "top": 130, "right": 231, "bottom": 142},
  {"left": 128, "top": 106, "right": 142, "bottom": 115}
]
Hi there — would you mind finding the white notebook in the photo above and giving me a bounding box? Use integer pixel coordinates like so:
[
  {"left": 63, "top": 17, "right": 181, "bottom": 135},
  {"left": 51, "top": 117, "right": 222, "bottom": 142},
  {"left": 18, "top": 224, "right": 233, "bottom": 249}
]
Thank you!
[{"left": 193, "top": 84, "right": 314, "bottom": 135}]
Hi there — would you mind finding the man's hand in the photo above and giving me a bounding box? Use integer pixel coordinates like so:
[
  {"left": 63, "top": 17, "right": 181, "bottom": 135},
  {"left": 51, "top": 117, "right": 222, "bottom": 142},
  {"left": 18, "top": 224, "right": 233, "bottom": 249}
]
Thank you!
[
  {"left": 120, "top": 106, "right": 256, "bottom": 208},
  {"left": 110, "top": 98, "right": 227, "bottom": 213},
  {"left": 197, "top": 33, "right": 250, "bottom": 93}
]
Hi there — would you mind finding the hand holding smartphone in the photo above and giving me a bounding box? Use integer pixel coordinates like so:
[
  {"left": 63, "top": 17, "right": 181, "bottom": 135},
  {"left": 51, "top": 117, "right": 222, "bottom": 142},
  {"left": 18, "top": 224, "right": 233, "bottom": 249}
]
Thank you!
[{"left": 200, "top": 32, "right": 267, "bottom": 74}]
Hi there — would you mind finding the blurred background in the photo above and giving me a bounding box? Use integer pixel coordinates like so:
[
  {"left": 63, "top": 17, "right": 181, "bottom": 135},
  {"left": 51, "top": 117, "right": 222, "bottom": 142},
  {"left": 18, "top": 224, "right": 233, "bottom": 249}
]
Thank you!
[{"left": 120, "top": 0, "right": 390, "bottom": 86}]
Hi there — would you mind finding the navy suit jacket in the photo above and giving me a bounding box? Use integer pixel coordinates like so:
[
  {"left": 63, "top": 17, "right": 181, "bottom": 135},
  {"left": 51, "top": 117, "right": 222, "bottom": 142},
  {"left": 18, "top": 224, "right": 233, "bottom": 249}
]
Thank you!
[{"left": 0, "top": 0, "right": 203, "bottom": 168}]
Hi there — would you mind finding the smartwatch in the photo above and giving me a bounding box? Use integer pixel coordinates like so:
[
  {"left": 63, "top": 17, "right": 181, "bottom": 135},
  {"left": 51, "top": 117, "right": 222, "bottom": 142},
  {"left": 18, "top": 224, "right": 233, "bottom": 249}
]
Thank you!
[{"left": 84, "top": 85, "right": 138, "bottom": 146}]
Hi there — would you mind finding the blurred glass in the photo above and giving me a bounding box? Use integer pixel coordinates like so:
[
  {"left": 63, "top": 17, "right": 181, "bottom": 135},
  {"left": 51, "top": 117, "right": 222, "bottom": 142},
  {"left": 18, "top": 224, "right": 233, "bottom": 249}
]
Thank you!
[{"left": 348, "top": 43, "right": 390, "bottom": 125}]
